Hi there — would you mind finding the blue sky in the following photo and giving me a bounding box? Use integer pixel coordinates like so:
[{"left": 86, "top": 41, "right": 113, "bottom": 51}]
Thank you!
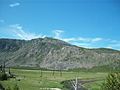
[{"left": 0, "top": 0, "right": 120, "bottom": 50}]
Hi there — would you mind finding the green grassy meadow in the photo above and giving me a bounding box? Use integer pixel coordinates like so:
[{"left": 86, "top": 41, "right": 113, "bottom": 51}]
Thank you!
[{"left": 0, "top": 69, "right": 108, "bottom": 90}]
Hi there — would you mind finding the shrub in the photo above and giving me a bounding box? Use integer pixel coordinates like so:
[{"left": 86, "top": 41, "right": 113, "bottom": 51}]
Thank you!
[
  {"left": 0, "top": 83, "right": 5, "bottom": 90},
  {"left": 0, "top": 72, "right": 7, "bottom": 80},
  {"left": 13, "top": 84, "right": 19, "bottom": 90},
  {"left": 6, "top": 86, "right": 11, "bottom": 90}
]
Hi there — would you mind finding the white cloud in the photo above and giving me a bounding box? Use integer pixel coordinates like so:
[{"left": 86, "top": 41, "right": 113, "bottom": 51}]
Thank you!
[
  {"left": 91, "top": 38, "right": 103, "bottom": 42},
  {"left": 104, "top": 40, "right": 120, "bottom": 50},
  {"left": 52, "top": 30, "right": 104, "bottom": 48},
  {"left": 1, "top": 25, "right": 120, "bottom": 50},
  {"left": 62, "top": 38, "right": 76, "bottom": 42},
  {"left": 53, "top": 30, "right": 64, "bottom": 39},
  {"left": 9, "top": 2, "right": 20, "bottom": 7},
  {"left": 61, "top": 37, "right": 102, "bottom": 43},
  {"left": 52, "top": 30, "right": 102, "bottom": 43},
  {"left": 77, "top": 37, "right": 102, "bottom": 42},
  {"left": 71, "top": 42, "right": 92, "bottom": 48},
  {"left": 9, "top": 24, "right": 45, "bottom": 40},
  {"left": 108, "top": 43, "right": 120, "bottom": 50},
  {"left": 106, "top": 46, "right": 113, "bottom": 49}
]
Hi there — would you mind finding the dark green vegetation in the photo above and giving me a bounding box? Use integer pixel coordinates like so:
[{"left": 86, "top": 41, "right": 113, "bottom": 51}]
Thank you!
[
  {"left": 102, "top": 73, "right": 120, "bottom": 90},
  {"left": 0, "top": 83, "right": 5, "bottom": 90},
  {"left": 69, "top": 64, "right": 120, "bottom": 72},
  {"left": 0, "top": 37, "right": 120, "bottom": 70},
  {"left": 0, "top": 72, "right": 7, "bottom": 81}
]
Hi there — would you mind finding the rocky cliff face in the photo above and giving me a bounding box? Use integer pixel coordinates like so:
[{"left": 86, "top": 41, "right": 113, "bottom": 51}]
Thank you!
[{"left": 0, "top": 37, "right": 120, "bottom": 70}]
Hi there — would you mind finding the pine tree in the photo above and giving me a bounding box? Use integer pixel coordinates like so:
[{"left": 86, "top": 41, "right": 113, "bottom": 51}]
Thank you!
[{"left": 102, "top": 73, "right": 120, "bottom": 90}]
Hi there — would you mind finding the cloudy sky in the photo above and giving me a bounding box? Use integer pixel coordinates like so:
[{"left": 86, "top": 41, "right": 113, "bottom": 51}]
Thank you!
[{"left": 0, "top": 0, "right": 120, "bottom": 50}]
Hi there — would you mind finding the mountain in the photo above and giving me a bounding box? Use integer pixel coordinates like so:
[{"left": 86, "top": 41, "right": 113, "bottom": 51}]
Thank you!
[{"left": 0, "top": 37, "right": 120, "bottom": 70}]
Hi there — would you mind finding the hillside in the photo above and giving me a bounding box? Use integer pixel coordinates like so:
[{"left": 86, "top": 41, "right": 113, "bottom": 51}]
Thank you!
[{"left": 0, "top": 37, "right": 120, "bottom": 70}]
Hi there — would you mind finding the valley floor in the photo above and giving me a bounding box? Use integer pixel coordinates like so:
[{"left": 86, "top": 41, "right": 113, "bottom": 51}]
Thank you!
[{"left": 0, "top": 69, "right": 108, "bottom": 90}]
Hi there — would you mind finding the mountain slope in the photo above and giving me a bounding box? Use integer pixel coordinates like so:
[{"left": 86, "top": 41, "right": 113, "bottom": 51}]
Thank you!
[{"left": 0, "top": 37, "right": 120, "bottom": 70}]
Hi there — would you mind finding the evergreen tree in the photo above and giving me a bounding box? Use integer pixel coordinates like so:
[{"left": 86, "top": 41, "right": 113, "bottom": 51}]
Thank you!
[{"left": 102, "top": 73, "right": 120, "bottom": 90}]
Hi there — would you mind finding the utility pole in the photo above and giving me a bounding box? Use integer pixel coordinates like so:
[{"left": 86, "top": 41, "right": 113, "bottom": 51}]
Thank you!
[
  {"left": 60, "top": 69, "right": 62, "bottom": 77},
  {"left": 59, "top": 63, "right": 62, "bottom": 77},
  {"left": 52, "top": 70, "right": 55, "bottom": 77},
  {"left": 40, "top": 69, "right": 42, "bottom": 77},
  {"left": 9, "top": 67, "right": 11, "bottom": 74},
  {"left": 0, "top": 65, "right": 2, "bottom": 72},
  {"left": 3, "top": 61, "right": 5, "bottom": 74}
]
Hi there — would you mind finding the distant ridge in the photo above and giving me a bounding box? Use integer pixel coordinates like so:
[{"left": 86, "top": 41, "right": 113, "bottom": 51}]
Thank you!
[{"left": 0, "top": 37, "right": 120, "bottom": 70}]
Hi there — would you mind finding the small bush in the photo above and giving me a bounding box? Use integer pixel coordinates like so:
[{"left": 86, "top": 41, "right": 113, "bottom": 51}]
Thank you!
[
  {"left": 0, "top": 83, "right": 5, "bottom": 90},
  {"left": 13, "top": 84, "right": 19, "bottom": 90},
  {"left": 0, "top": 72, "right": 7, "bottom": 80},
  {"left": 6, "top": 86, "right": 11, "bottom": 90}
]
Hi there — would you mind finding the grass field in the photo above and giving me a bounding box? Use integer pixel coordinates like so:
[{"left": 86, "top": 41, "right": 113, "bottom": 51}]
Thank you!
[{"left": 0, "top": 69, "right": 108, "bottom": 90}]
